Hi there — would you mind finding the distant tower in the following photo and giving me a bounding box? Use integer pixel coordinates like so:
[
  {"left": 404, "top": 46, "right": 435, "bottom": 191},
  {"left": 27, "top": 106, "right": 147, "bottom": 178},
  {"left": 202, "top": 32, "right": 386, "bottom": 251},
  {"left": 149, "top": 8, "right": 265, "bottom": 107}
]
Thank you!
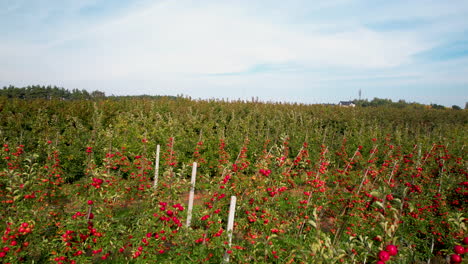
[{"left": 359, "top": 89, "right": 362, "bottom": 101}]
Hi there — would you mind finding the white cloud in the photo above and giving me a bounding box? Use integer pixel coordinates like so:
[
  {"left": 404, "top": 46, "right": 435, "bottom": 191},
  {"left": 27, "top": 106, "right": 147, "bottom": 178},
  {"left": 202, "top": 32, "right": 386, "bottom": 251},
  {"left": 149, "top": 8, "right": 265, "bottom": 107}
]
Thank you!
[
  {"left": 35, "top": 0, "right": 434, "bottom": 82},
  {"left": 1, "top": 0, "right": 467, "bottom": 106}
]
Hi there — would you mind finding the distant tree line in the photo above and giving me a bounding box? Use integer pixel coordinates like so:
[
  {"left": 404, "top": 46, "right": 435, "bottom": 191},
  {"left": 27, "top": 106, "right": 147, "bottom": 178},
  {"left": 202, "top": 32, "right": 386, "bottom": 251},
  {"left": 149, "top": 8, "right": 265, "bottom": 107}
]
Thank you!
[
  {"left": 1, "top": 85, "right": 465, "bottom": 109},
  {"left": 107, "top": 94, "right": 178, "bottom": 100},
  {"left": 0, "top": 85, "right": 184, "bottom": 101},
  {"left": 0, "top": 85, "right": 105, "bottom": 100},
  {"left": 352, "top": 98, "right": 464, "bottom": 110}
]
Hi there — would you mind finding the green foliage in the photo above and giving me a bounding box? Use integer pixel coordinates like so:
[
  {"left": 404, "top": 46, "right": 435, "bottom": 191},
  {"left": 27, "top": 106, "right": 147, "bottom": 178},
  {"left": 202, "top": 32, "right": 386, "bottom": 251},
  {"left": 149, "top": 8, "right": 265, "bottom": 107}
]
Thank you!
[
  {"left": 1, "top": 96, "right": 467, "bottom": 182},
  {"left": 352, "top": 97, "right": 439, "bottom": 110},
  {"left": 0, "top": 95, "right": 466, "bottom": 263},
  {"left": 430, "top": 103, "right": 446, "bottom": 110},
  {"left": 0, "top": 85, "right": 103, "bottom": 100}
]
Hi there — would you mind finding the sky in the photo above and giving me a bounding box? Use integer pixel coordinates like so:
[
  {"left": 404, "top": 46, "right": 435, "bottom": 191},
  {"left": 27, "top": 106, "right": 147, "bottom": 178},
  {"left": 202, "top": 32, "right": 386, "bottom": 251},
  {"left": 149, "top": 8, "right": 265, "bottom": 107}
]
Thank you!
[{"left": 1, "top": 0, "right": 468, "bottom": 107}]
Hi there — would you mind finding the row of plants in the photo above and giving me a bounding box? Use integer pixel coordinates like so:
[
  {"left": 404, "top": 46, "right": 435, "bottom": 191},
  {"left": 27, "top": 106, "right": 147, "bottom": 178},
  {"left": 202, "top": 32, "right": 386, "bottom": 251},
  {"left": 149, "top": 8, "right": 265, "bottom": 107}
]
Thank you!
[
  {"left": 1, "top": 137, "right": 467, "bottom": 262},
  {"left": 0, "top": 97, "right": 467, "bottom": 263},
  {"left": 1, "top": 97, "right": 466, "bottom": 182}
]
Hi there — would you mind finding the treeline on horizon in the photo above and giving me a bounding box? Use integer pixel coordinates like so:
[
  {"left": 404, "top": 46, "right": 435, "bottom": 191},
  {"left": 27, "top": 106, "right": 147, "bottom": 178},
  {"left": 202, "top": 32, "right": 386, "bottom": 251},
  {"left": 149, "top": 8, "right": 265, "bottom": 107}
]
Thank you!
[
  {"left": 0, "top": 85, "right": 176, "bottom": 101},
  {"left": 0, "top": 84, "right": 466, "bottom": 109},
  {"left": 351, "top": 98, "right": 464, "bottom": 110}
]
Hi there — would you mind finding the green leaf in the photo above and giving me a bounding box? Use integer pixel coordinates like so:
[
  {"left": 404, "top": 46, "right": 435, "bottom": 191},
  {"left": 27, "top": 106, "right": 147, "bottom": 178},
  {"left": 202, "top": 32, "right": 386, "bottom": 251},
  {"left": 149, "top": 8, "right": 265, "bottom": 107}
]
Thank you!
[
  {"left": 308, "top": 220, "right": 317, "bottom": 228},
  {"left": 375, "top": 201, "right": 384, "bottom": 209}
]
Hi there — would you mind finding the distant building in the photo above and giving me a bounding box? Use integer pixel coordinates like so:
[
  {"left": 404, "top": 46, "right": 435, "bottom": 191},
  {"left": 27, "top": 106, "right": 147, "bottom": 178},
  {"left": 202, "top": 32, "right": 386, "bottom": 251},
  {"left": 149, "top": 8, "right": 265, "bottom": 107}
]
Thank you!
[{"left": 338, "top": 101, "right": 356, "bottom": 107}]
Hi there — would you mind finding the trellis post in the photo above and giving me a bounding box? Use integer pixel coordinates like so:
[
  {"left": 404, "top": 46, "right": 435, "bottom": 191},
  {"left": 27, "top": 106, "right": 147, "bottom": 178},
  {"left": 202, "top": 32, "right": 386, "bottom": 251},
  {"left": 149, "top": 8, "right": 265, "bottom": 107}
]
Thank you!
[{"left": 186, "top": 162, "right": 197, "bottom": 227}]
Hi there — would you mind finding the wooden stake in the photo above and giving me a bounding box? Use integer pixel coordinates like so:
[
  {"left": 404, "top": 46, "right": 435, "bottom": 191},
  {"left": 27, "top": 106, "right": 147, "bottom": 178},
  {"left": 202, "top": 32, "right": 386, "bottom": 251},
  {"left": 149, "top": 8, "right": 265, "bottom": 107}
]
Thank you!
[
  {"left": 223, "top": 196, "right": 237, "bottom": 263},
  {"left": 186, "top": 162, "right": 197, "bottom": 227},
  {"left": 86, "top": 205, "right": 93, "bottom": 221},
  {"left": 153, "top": 145, "right": 160, "bottom": 189}
]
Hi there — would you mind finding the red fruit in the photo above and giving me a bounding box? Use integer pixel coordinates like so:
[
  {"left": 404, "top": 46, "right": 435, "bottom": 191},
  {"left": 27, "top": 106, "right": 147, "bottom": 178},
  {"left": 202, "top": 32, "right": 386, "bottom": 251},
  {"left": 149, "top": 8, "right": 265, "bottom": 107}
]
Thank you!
[
  {"left": 463, "top": 237, "right": 468, "bottom": 245},
  {"left": 450, "top": 254, "right": 462, "bottom": 264},
  {"left": 386, "top": 244, "right": 398, "bottom": 256},
  {"left": 87, "top": 200, "right": 94, "bottom": 205},
  {"left": 454, "top": 245, "right": 465, "bottom": 255},
  {"left": 376, "top": 261, "right": 385, "bottom": 264},
  {"left": 386, "top": 194, "right": 394, "bottom": 201},
  {"left": 378, "top": 250, "right": 390, "bottom": 261}
]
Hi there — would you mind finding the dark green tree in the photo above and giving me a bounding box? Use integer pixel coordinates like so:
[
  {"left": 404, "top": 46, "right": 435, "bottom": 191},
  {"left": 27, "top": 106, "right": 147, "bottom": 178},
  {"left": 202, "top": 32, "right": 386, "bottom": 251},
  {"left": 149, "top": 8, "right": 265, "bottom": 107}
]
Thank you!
[
  {"left": 430, "top": 104, "right": 445, "bottom": 110},
  {"left": 0, "top": 85, "right": 102, "bottom": 100},
  {"left": 91, "top": 90, "right": 106, "bottom": 98}
]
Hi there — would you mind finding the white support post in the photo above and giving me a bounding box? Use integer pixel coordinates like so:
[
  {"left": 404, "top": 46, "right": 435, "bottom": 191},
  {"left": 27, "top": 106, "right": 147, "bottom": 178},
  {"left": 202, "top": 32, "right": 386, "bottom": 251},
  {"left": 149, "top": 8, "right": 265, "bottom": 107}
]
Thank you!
[
  {"left": 186, "top": 162, "right": 197, "bottom": 227},
  {"left": 153, "top": 145, "right": 160, "bottom": 189},
  {"left": 223, "top": 196, "right": 237, "bottom": 263}
]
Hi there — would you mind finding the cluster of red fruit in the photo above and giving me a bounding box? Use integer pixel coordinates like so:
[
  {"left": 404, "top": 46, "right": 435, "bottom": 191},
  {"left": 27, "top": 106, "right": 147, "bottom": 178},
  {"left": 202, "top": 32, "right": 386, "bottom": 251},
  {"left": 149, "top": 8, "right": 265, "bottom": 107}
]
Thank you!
[
  {"left": 0, "top": 222, "right": 32, "bottom": 259},
  {"left": 220, "top": 173, "right": 231, "bottom": 185},
  {"left": 259, "top": 168, "right": 271, "bottom": 176},
  {"left": 376, "top": 244, "right": 398, "bottom": 263},
  {"left": 449, "top": 237, "right": 468, "bottom": 264},
  {"left": 155, "top": 202, "right": 184, "bottom": 227},
  {"left": 91, "top": 177, "right": 103, "bottom": 189},
  {"left": 266, "top": 186, "right": 288, "bottom": 197}
]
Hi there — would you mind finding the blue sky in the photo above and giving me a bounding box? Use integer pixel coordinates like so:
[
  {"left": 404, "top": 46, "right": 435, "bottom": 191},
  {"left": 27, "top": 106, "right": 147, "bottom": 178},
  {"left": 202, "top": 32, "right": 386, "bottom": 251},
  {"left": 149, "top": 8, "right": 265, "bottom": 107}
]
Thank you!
[{"left": 1, "top": 0, "right": 467, "bottom": 107}]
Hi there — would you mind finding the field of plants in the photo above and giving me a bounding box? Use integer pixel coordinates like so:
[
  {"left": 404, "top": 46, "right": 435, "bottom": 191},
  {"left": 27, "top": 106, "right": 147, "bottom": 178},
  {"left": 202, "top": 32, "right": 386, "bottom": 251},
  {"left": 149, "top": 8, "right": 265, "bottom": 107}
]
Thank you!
[{"left": 0, "top": 96, "right": 467, "bottom": 263}]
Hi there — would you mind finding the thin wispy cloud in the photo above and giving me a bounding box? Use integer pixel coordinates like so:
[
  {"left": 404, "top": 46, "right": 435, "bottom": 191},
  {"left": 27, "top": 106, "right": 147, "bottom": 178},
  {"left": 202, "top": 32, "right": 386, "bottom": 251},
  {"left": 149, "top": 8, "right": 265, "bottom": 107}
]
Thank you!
[{"left": 0, "top": 0, "right": 467, "bottom": 106}]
